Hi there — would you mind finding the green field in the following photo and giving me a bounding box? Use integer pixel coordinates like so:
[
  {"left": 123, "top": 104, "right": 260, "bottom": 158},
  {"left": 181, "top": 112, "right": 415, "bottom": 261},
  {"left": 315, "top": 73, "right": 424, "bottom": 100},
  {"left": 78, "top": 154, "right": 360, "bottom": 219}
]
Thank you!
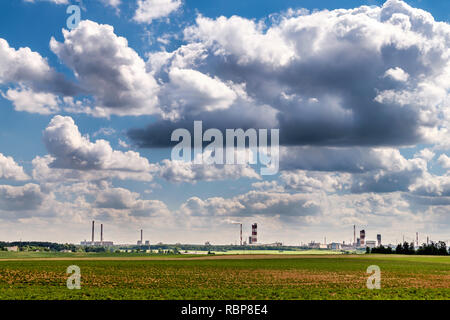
[
  {"left": 212, "top": 249, "right": 345, "bottom": 255},
  {"left": 0, "top": 253, "right": 448, "bottom": 300}
]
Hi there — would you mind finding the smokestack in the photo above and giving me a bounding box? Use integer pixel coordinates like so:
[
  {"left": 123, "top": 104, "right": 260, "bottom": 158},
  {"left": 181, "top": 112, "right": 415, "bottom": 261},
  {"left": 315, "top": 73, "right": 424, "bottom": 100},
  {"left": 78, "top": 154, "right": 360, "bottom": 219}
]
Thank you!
[
  {"left": 360, "top": 230, "right": 365, "bottom": 246},
  {"left": 240, "top": 224, "right": 242, "bottom": 246},
  {"left": 416, "top": 232, "right": 419, "bottom": 247},
  {"left": 141, "top": 229, "right": 143, "bottom": 243},
  {"left": 91, "top": 220, "right": 95, "bottom": 244},
  {"left": 251, "top": 223, "right": 257, "bottom": 244},
  {"left": 353, "top": 225, "right": 356, "bottom": 246},
  {"left": 101, "top": 224, "right": 103, "bottom": 244}
]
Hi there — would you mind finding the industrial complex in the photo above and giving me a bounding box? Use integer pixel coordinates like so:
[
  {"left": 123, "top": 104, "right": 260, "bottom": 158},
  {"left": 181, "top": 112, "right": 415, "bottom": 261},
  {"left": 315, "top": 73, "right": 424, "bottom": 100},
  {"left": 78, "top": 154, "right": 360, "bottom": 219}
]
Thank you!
[{"left": 79, "top": 221, "right": 430, "bottom": 252}]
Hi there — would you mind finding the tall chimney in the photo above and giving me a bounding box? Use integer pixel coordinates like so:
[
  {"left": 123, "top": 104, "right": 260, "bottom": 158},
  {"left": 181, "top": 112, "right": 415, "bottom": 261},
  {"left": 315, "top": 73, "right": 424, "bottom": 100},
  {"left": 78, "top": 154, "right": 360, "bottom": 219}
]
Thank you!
[
  {"left": 416, "top": 232, "right": 418, "bottom": 247},
  {"left": 353, "top": 225, "right": 356, "bottom": 246},
  {"left": 101, "top": 224, "right": 103, "bottom": 244},
  {"left": 141, "top": 229, "right": 143, "bottom": 243},
  {"left": 240, "top": 224, "right": 242, "bottom": 246},
  {"left": 91, "top": 220, "right": 95, "bottom": 244},
  {"left": 251, "top": 223, "right": 257, "bottom": 244}
]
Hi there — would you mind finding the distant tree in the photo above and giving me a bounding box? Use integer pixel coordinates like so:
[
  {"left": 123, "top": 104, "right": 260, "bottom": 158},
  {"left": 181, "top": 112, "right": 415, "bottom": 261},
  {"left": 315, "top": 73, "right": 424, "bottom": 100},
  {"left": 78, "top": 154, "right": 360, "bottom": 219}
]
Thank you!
[
  {"left": 370, "top": 245, "right": 394, "bottom": 254},
  {"left": 437, "top": 241, "right": 448, "bottom": 255}
]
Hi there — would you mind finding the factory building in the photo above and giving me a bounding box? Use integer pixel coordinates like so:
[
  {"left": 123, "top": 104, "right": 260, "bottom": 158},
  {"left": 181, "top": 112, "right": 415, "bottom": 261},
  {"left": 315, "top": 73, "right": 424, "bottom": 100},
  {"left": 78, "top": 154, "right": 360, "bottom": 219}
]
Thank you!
[
  {"left": 365, "top": 240, "right": 377, "bottom": 249},
  {"left": 80, "top": 220, "right": 113, "bottom": 246},
  {"left": 329, "top": 243, "right": 342, "bottom": 250}
]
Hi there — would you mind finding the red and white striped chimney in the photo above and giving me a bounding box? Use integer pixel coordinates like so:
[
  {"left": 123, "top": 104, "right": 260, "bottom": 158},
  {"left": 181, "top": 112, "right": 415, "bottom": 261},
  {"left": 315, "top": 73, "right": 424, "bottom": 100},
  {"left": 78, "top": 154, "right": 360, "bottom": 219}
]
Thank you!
[{"left": 251, "top": 223, "right": 257, "bottom": 244}]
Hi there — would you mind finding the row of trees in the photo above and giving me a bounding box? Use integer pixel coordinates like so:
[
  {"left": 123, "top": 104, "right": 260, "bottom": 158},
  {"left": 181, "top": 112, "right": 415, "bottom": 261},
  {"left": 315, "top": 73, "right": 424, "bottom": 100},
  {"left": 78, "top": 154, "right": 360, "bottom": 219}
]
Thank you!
[
  {"left": 0, "top": 242, "right": 77, "bottom": 252},
  {"left": 368, "top": 241, "right": 449, "bottom": 255}
]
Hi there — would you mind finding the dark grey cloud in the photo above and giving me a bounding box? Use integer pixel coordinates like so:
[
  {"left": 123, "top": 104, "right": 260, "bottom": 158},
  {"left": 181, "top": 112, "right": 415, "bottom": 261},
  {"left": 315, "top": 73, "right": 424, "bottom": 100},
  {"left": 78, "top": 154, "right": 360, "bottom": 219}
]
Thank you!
[{"left": 129, "top": 0, "right": 450, "bottom": 149}]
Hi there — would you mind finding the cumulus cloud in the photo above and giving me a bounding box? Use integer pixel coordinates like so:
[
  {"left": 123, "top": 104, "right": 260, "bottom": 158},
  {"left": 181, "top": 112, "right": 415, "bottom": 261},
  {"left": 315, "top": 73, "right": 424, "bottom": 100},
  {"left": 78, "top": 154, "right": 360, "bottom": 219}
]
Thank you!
[
  {"left": 414, "top": 148, "right": 435, "bottom": 161},
  {"left": 94, "top": 187, "right": 169, "bottom": 217},
  {"left": 280, "top": 146, "right": 428, "bottom": 193},
  {"left": 41, "top": 115, "right": 155, "bottom": 177},
  {"left": 32, "top": 155, "right": 154, "bottom": 183},
  {"left": 50, "top": 20, "right": 160, "bottom": 117},
  {"left": 384, "top": 67, "right": 409, "bottom": 82},
  {"left": 281, "top": 170, "right": 351, "bottom": 193},
  {"left": 280, "top": 147, "right": 418, "bottom": 173},
  {"left": 133, "top": 0, "right": 182, "bottom": 24},
  {"left": 180, "top": 190, "right": 321, "bottom": 219},
  {"left": 133, "top": 0, "right": 450, "bottom": 148},
  {"left": 438, "top": 154, "right": 450, "bottom": 169},
  {"left": 0, "top": 184, "right": 46, "bottom": 211},
  {"left": 0, "top": 38, "right": 77, "bottom": 99},
  {"left": 160, "top": 67, "right": 237, "bottom": 118},
  {"left": 2, "top": 86, "right": 60, "bottom": 114},
  {"left": 158, "top": 159, "right": 260, "bottom": 183},
  {"left": 0, "top": 153, "right": 29, "bottom": 181}
]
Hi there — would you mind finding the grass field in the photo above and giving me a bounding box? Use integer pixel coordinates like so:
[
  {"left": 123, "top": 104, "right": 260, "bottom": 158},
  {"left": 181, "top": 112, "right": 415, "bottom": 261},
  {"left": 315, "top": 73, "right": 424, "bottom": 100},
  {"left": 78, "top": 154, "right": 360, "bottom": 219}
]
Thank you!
[{"left": 0, "top": 253, "right": 448, "bottom": 300}]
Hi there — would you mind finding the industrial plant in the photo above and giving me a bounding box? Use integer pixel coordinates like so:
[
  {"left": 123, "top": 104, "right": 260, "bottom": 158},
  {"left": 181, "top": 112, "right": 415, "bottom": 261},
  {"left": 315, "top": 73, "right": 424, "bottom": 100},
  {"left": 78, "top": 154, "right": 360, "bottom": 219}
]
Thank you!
[
  {"left": 76, "top": 220, "right": 444, "bottom": 254},
  {"left": 80, "top": 221, "right": 113, "bottom": 246}
]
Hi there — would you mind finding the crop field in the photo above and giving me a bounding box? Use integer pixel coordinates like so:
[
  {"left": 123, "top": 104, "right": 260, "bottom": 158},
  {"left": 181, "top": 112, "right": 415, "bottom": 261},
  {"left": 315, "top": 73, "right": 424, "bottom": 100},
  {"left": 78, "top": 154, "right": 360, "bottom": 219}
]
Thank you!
[{"left": 0, "top": 254, "right": 449, "bottom": 300}]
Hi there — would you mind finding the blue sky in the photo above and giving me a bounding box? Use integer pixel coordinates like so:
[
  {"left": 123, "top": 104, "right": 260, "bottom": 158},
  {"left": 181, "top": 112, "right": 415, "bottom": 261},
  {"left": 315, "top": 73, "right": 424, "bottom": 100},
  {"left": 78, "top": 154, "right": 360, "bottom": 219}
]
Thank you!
[{"left": 0, "top": 0, "right": 449, "bottom": 245}]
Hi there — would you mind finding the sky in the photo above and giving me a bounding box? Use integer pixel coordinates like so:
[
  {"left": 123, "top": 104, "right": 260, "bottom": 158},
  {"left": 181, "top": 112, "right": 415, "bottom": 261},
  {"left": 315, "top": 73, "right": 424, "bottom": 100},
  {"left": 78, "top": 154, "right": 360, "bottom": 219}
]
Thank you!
[{"left": 0, "top": 0, "right": 449, "bottom": 245}]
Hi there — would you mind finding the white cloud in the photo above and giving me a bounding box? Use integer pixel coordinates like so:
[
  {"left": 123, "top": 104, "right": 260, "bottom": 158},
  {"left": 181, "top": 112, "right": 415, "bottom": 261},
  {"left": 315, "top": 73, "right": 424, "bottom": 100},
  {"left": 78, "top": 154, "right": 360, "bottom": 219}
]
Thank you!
[
  {"left": 409, "top": 171, "right": 450, "bottom": 197},
  {"left": 414, "top": 148, "right": 435, "bottom": 161},
  {"left": 32, "top": 155, "right": 154, "bottom": 183},
  {"left": 384, "top": 67, "right": 409, "bottom": 82},
  {"left": 180, "top": 190, "right": 321, "bottom": 219},
  {"left": 50, "top": 20, "right": 160, "bottom": 117},
  {"left": 93, "top": 127, "right": 116, "bottom": 138},
  {"left": 118, "top": 139, "right": 130, "bottom": 148},
  {"left": 0, "top": 38, "right": 51, "bottom": 86},
  {"left": 0, "top": 153, "right": 29, "bottom": 181},
  {"left": 0, "top": 38, "right": 74, "bottom": 95},
  {"left": 99, "top": 0, "right": 121, "bottom": 8},
  {"left": 2, "top": 86, "right": 59, "bottom": 114},
  {"left": 158, "top": 150, "right": 260, "bottom": 183},
  {"left": 162, "top": 67, "right": 237, "bottom": 116},
  {"left": 438, "top": 154, "right": 450, "bottom": 169},
  {"left": 42, "top": 115, "right": 155, "bottom": 176},
  {"left": 94, "top": 187, "right": 169, "bottom": 216},
  {"left": 281, "top": 170, "right": 351, "bottom": 193},
  {"left": 133, "top": 0, "right": 182, "bottom": 24},
  {"left": 184, "top": 15, "right": 295, "bottom": 66}
]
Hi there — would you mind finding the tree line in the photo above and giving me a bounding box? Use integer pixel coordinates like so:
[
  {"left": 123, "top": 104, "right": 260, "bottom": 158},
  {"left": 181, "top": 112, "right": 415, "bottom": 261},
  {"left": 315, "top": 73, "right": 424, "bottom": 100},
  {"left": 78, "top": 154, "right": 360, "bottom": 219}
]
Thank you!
[{"left": 368, "top": 241, "right": 449, "bottom": 255}]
